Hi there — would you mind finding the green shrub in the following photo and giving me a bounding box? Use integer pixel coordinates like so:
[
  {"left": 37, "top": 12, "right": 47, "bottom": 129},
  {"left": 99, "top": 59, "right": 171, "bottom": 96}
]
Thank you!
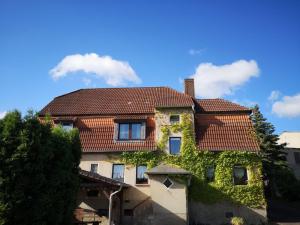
[{"left": 231, "top": 217, "right": 245, "bottom": 225}]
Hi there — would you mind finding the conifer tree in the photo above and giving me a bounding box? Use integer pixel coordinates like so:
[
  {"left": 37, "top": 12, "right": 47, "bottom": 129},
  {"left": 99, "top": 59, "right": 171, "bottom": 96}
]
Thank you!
[{"left": 251, "top": 105, "right": 300, "bottom": 200}]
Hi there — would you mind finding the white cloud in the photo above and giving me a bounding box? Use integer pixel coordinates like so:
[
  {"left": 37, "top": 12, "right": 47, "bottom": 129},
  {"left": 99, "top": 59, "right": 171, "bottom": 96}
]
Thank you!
[
  {"left": 0, "top": 111, "right": 7, "bottom": 119},
  {"left": 188, "top": 48, "right": 205, "bottom": 56},
  {"left": 268, "top": 90, "right": 281, "bottom": 102},
  {"left": 232, "top": 99, "right": 257, "bottom": 108},
  {"left": 191, "top": 60, "right": 260, "bottom": 98},
  {"left": 50, "top": 53, "right": 141, "bottom": 86},
  {"left": 82, "top": 77, "right": 92, "bottom": 86},
  {"left": 272, "top": 93, "right": 300, "bottom": 118}
]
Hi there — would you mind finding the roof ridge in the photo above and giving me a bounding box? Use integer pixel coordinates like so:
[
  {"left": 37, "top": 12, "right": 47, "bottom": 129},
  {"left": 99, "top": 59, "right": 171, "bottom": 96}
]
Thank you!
[
  {"left": 54, "top": 89, "right": 83, "bottom": 99},
  {"left": 78, "top": 86, "right": 170, "bottom": 90}
]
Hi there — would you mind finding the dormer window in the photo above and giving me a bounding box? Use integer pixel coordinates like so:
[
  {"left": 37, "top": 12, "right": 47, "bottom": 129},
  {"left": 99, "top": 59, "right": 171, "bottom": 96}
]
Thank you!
[
  {"left": 61, "top": 122, "right": 73, "bottom": 131},
  {"left": 170, "top": 115, "right": 180, "bottom": 125},
  {"left": 118, "top": 123, "right": 143, "bottom": 140}
]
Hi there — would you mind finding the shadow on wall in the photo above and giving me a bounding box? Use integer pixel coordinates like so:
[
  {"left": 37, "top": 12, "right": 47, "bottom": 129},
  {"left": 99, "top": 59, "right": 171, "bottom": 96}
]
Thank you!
[
  {"left": 267, "top": 198, "right": 300, "bottom": 224},
  {"left": 189, "top": 201, "right": 267, "bottom": 225},
  {"left": 123, "top": 182, "right": 187, "bottom": 225}
]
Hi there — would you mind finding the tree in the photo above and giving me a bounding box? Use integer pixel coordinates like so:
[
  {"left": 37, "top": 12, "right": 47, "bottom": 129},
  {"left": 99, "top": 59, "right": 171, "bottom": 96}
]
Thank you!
[
  {"left": 251, "top": 105, "right": 300, "bottom": 200},
  {"left": 251, "top": 105, "right": 286, "bottom": 169},
  {"left": 0, "top": 111, "right": 81, "bottom": 225}
]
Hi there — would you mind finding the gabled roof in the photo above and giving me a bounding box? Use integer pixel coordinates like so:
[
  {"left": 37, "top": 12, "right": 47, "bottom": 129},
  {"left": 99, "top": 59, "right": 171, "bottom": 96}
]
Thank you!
[
  {"left": 39, "top": 87, "right": 194, "bottom": 116},
  {"left": 195, "top": 98, "right": 251, "bottom": 113}
]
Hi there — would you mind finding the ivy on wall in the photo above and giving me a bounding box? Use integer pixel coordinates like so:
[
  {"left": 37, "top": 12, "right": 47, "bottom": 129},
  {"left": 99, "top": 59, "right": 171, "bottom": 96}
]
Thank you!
[{"left": 121, "top": 113, "right": 265, "bottom": 208}]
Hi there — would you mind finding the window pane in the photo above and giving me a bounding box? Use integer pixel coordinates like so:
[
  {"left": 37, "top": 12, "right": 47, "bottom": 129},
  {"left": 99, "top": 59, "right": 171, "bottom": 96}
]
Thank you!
[
  {"left": 136, "top": 165, "right": 148, "bottom": 184},
  {"left": 132, "top": 123, "right": 142, "bottom": 139},
  {"left": 61, "top": 122, "right": 73, "bottom": 131},
  {"left": 119, "top": 124, "right": 129, "bottom": 139},
  {"left": 170, "top": 115, "right": 180, "bottom": 124},
  {"left": 112, "top": 164, "right": 124, "bottom": 182},
  {"left": 90, "top": 164, "right": 98, "bottom": 173},
  {"left": 206, "top": 166, "right": 215, "bottom": 182},
  {"left": 233, "top": 166, "right": 247, "bottom": 185},
  {"left": 169, "top": 137, "right": 181, "bottom": 154}
]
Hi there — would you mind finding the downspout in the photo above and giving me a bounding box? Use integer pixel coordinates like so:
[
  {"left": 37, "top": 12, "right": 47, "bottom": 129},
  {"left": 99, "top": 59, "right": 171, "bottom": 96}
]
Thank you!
[{"left": 108, "top": 185, "right": 123, "bottom": 225}]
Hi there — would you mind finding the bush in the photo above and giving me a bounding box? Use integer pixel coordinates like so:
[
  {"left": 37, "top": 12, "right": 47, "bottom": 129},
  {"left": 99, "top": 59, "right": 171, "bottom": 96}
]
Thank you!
[
  {"left": 0, "top": 111, "right": 81, "bottom": 225},
  {"left": 231, "top": 217, "right": 245, "bottom": 225}
]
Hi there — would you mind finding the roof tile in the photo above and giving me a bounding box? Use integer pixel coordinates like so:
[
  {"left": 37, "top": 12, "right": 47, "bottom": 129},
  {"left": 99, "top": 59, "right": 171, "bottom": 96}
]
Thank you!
[{"left": 195, "top": 114, "right": 259, "bottom": 151}]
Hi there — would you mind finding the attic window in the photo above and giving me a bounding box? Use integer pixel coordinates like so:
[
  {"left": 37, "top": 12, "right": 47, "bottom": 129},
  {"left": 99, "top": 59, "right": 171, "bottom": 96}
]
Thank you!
[
  {"left": 115, "top": 122, "right": 146, "bottom": 140},
  {"left": 61, "top": 122, "right": 73, "bottom": 131},
  {"left": 170, "top": 115, "right": 180, "bottom": 124},
  {"left": 163, "top": 177, "right": 173, "bottom": 189}
]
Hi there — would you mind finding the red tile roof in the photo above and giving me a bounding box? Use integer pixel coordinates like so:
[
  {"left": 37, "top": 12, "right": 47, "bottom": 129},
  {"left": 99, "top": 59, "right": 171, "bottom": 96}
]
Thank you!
[
  {"left": 39, "top": 87, "right": 259, "bottom": 153},
  {"left": 195, "top": 114, "right": 259, "bottom": 151},
  {"left": 196, "top": 99, "right": 251, "bottom": 113},
  {"left": 39, "top": 87, "right": 194, "bottom": 116},
  {"left": 76, "top": 116, "right": 156, "bottom": 152}
]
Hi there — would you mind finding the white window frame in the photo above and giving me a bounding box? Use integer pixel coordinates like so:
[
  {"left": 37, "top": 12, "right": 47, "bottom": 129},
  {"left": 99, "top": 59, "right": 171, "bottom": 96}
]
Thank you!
[
  {"left": 170, "top": 114, "right": 180, "bottom": 125},
  {"left": 162, "top": 177, "right": 174, "bottom": 189}
]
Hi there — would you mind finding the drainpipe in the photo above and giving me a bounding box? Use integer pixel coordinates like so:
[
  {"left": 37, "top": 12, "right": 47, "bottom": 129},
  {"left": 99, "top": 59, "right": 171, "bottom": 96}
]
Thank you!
[{"left": 108, "top": 185, "right": 123, "bottom": 225}]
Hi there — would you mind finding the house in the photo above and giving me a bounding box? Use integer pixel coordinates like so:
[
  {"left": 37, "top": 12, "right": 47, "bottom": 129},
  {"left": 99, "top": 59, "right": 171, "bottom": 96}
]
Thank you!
[
  {"left": 278, "top": 132, "right": 300, "bottom": 179},
  {"left": 39, "top": 79, "right": 266, "bottom": 225}
]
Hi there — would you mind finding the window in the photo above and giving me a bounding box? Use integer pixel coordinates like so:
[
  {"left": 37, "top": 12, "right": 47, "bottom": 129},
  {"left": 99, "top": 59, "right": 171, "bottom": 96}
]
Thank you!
[
  {"left": 169, "top": 137, "right": 181, "bottom": 154},
  {"left": 163, "top": 177, "right": 174, "bottom": 189},
  {"left": 119, "top": 124, "right": 130, "bottom": 139},
  {"left": 118, "top": 123, "right": 142, "bottom": 140},
  {"left": 294, "top": 152, "right": 300, "bottom": 164},
  {"left": 112, "top": 164, "right": 124, "bottom": 182},
  {"left": 206, "top": 166, "right": 215, "bottom": 182},
  {"left": 136, "top": 165, "right": 148, "bottom": 184},
  {"left": 90, "top": 164, "right": 98, "bottom": 173},
  {"left": 61, "top": 122, "right": 73, "bottom": 131},
  {"left": 233, "top": 166, "right": 248, "bottom": 185},
  {"left": 170, "top": 115, "right": 180, "bottom": 124}
]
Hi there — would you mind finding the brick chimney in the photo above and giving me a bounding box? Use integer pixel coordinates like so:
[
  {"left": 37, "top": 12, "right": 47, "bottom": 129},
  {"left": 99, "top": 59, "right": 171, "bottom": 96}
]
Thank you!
[{"left": 184, "top": 78, "right": 195, "bottom": 98}]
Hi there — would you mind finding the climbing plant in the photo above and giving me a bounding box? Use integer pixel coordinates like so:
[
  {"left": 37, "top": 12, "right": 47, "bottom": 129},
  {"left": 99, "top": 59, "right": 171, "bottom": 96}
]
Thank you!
[{"left": 121, "top": 113, "right": 265, "bottom": 208}]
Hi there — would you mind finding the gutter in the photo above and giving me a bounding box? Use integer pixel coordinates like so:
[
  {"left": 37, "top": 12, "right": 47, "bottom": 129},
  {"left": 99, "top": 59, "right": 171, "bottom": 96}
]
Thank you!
[{"left": 108, "top": 185, "right": 123, "bottom": 225}]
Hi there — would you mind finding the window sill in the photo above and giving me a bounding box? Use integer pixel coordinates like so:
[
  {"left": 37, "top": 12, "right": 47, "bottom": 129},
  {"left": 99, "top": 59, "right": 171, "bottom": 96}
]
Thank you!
[
  {"left": 135, "top": 183, "right": 150, "bottom": 187},
  {"left": 115, "top": 139, "right": 146, "bottom": 143}
]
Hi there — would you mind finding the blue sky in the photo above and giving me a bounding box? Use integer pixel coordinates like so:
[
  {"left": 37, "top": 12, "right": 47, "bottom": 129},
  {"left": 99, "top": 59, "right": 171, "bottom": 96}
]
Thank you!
[{"left": 0, "top": 0, "right": 299, "bottom": 133}]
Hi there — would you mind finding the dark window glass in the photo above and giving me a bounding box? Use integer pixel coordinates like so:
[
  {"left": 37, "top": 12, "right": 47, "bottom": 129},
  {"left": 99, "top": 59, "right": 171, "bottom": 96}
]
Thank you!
[
  {"left": 169, "top": 137, "right": 181, "bottom": 154},
  {"left": 294, "top": 152, "right": 300, "bottom": 164},
  {"left": 163, "top": 178, "right": 173, "bottom": 188},
  {"left": 233, "top": 166, "right": 248, "bottom": 185},
  {"left": 90, "top": 164, "right": 98, "bottom": 173},
  {"left": 136, "top": 165, "right": 148, "bottom": 184},
  {"left": 119, "top": 124, "right": 129, "bottom": 139},
  {"left": 118, "top": 123, "right": 142, "bottom": 140},
  {"left": 206, "top": 166, "right": 215, "bottom": 182},
  {"left": 112, "top": 164, "right": 124, "bottom": 182},
  {"left": 170, "top": 115, "right": 180, "bottom": 124},
  {"left": 131, "top": 123, "right": 142, "bottom": 139}
]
